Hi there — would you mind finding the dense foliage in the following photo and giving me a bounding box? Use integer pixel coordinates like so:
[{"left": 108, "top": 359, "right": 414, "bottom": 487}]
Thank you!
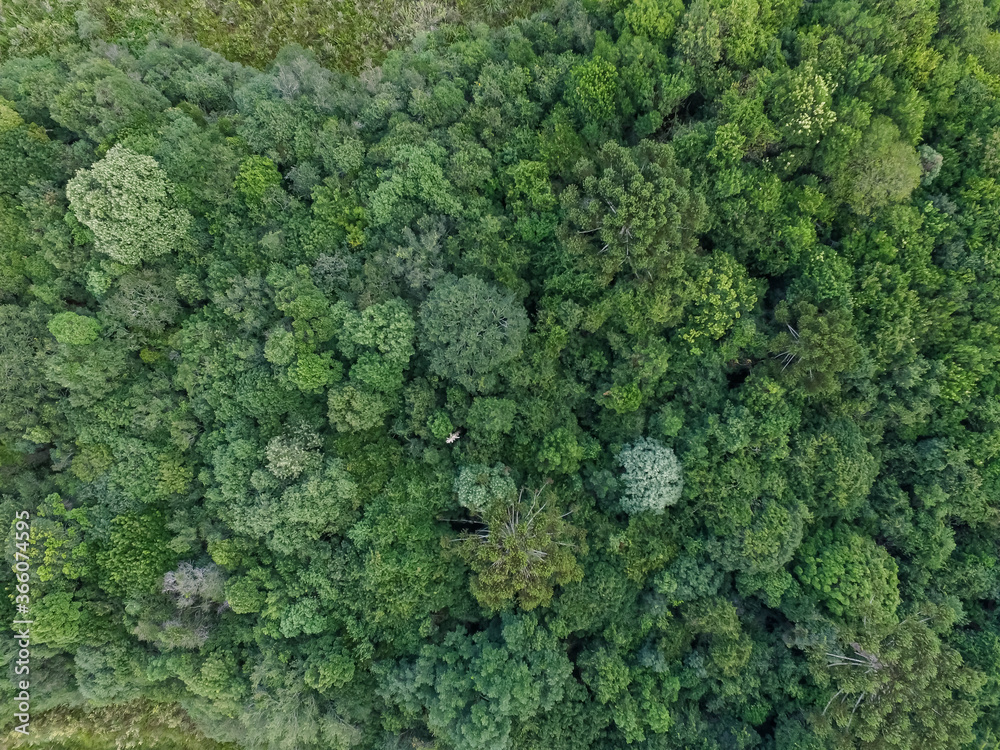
[{"left": 3, "top": 0, "right": 1000, "bottom": 748}]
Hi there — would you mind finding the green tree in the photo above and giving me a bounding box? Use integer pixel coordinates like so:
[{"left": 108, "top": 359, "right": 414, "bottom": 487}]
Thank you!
[
  {"left": 560, "top": 140, "right": 707, "bottom": 287},
  {"left": 792, "top": 525, "right": 901, "bottom": 626},
  {"left": 455, "top": 463, "right": 516, "bottom": 515},
  {"left": 812, "top": 609, "right": 985, "bottom": 750},
  {"left": 466, "top": 397, "right": 517, "bottom": 436},
  {"left": 571, "top": 57, "right": 619, "bottom": 122},
  {"left": 771, "top": 301, "right": 863, "bottom": 396},
  {"left": 96, "top": 512, "right": 177, "bottom": 597},
  {"left": 379, "top": 614, "right": 575, "bottom": 750},
  {"left": 418, "top": 275, "right": 529, "bottom": 391},
  {"left": 829, "top": 117, "right": 923, "bottom": 216},
  {"left": 623, "top": 0, "right": 685, "bottom": 41},
  {"left": 51, "top": 56, "right": 169, "bottom": 144},
  {"left": 674, "top": 0, "right": 723, "bottom": 90},
  {"left": 0, "top": 96, "right": 60, "bottom": 194}
]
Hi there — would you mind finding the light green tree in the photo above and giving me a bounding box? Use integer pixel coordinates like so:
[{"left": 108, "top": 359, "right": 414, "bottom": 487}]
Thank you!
[
  {"left": 66, "top": 145, "right": 192, "bottom": 265},
  {"left": 616, "top": 437, "right": 683, "bottom": 515},
  {"left": 624, "top": 0, "right": 685, "bottom": 40},
  {"left": 455, "top": 463, "right": 517, "bottom": 515},
  {"left": 48, "top": 311, "right": 101, "bottom": 345}
]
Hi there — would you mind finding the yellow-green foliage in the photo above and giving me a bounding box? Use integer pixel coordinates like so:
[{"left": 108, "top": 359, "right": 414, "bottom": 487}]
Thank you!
[{"left": 456, "top": 486, "right": 587, "bottom": 611}]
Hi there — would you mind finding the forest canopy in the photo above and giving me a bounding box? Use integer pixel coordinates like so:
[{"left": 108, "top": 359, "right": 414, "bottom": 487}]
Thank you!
[{"left": 3, "top": 0, "right": 1000, "bottom": 748}]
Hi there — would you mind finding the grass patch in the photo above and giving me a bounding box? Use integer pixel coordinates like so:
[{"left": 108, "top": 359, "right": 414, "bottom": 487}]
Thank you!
[{"left": 1, "top": 0, "right": 549, "bottom": 71}]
